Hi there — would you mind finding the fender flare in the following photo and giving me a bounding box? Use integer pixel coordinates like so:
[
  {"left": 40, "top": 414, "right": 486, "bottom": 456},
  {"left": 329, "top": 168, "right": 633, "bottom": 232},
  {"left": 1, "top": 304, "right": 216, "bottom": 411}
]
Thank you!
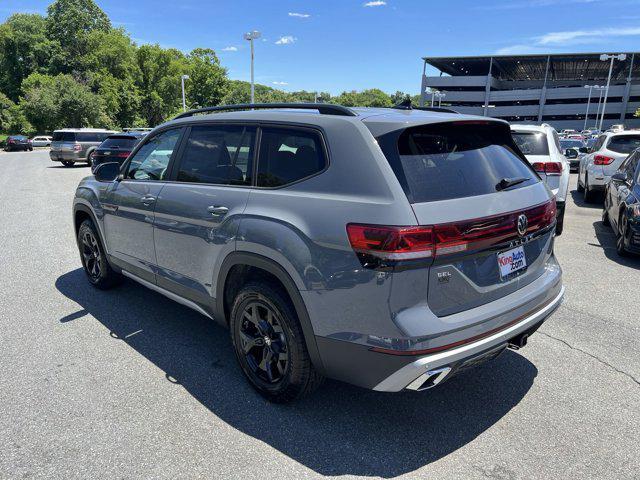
[
  {"left": 216, "top": 252, "right": 325, "bottom": 374},
  {"left": 73, "top": 203, "right": 109, "bottom": 255}
]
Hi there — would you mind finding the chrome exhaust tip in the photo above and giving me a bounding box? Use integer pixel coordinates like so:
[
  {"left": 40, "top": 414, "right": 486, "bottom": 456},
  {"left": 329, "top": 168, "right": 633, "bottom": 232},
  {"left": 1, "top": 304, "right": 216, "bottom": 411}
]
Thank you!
[{"left": 406, "top": 366, "right": 452, "bottom": 391}]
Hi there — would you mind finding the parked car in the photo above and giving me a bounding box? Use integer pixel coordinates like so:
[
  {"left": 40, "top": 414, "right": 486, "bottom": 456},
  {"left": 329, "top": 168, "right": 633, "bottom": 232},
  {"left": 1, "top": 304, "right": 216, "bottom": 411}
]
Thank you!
[
  {"left": 578, "top": 131, "right": 640, "bottom": 202},
  {"left": 73, "top": 103, "right": 564, "bottom": 402},
  {"left": 50, "top": 128, "right": 117, "bottom": 167},
  {"left": 4, "top": 135, "right": 33, "bottom": 152},
  {"left": 30, "top": 136, "right": 53, "bottom": 147},
  {"left": 602, "top": 148, "right": 640, "bottom": 256},
  {"left": 560, "top": 138, "right": 588, "bottom": 172},
  {"left": 90, "top": 132, "right": 147, "bottom": 172},
  {"left": 607, "top": 124, "right": 625, "bottom": 133},
  {"left": 511, "top": 124, "right": 569, "bottom": 234},
  {"left": 560, "top": 129, "right": 578, "bottom": 138}
]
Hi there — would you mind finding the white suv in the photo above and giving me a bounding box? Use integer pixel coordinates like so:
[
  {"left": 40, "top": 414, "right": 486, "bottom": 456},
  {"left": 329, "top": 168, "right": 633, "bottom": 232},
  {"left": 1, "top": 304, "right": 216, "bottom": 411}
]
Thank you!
[
  {"left": 511, "top": 124, "right": 569, "bottom": 234},
  {"left": 578, "top": 131, "right": 640, "bottom": 202}
]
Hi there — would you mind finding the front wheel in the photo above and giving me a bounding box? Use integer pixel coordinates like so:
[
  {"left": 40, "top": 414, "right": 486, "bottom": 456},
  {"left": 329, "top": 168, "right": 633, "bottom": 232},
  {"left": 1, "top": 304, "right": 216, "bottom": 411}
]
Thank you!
[
  {"left": 61, "top": 160, "right": 74, "bottom": 167},
  {"left": 230, "top": 281, "right": 324, "bottom": 403},
  {"left": 616, "top": 215, "right": 629, "bottom": 257},
  {"left": 77, "top": 219, "right": 122, "bottom": 289},
  {"left": 555, "top": 207, "right": 565, "bottom": 235}
]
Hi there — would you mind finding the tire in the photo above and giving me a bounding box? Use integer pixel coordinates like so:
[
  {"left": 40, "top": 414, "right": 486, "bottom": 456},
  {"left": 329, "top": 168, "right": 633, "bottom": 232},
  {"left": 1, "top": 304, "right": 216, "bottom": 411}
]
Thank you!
[
  {"left": 230, "top": 281, "right": 324, "bottom": 403},
  {"left": 555, "top": 208, "right": 565, "bottom": 235},
  {"left": 602, "top": 207, "right": 611, "bottom": 226},
  {"left": 576, "top": 173, "right": 585, "bottom": 192},
  {"left": 86, "top": 149, "right": 95, "bottom": 165},
  {"left": 583, "top": 174, "right": 595, "bottom": 203},
  {"left": 77, "top": 219, "right": 122, "bottom": 289},
  {"left": 616, "top": 215, "right": 629, "bottom": 257}
]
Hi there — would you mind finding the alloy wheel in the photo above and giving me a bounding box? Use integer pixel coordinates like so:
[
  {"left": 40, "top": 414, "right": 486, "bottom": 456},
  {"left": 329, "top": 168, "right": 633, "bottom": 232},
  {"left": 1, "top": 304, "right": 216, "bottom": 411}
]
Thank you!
[
  {"left": 239, "top": 301, "right": 289, "bottom": 384},
  {"left": 81, "top": 231, "right": 102, "bottom": 280}
]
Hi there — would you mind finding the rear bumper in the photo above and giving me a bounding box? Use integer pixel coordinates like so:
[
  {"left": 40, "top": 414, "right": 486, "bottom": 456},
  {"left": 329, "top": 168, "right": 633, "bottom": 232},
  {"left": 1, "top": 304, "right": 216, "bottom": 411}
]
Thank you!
[
  {"left": 50, "top": 151, "right": 85, "bottom": 161},
  {"left": 372, "top": 286, "right": 563, "bottom": 392}
]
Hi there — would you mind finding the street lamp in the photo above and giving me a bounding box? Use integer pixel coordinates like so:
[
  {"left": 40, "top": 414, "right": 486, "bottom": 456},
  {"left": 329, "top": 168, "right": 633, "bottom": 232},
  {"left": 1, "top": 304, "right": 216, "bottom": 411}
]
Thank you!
[
  {"left": 181, "top": 74, "right": 189, "bottom": 112},
  {"left": 594, "top": 86, "right": 606, "bottom": 130},
  {"left": 598, "top": 53, "right": 627, "bottom": 131},
  {"left": 434, "top": 91, "right": 446, "bottom": 107},
  {"left": 583, "top": 85, "right": 597, "bottom": 131},
  {"left": 243, "top": 30, "right": 261, "bottom": 104}
]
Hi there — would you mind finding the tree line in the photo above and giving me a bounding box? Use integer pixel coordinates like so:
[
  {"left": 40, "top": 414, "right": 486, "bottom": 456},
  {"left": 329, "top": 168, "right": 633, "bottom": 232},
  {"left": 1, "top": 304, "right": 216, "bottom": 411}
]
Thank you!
[{"left": 0, "top": 0, "right": 420, "bottom": 136}]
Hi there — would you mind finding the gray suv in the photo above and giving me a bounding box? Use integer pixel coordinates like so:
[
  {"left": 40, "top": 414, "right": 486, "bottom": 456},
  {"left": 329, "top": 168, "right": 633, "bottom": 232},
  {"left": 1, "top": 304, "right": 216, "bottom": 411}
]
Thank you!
[
  {"left": 51, "top": 128, "right": 117, "bottom": 166},
  {"left": 72, "top": 104, "right": 564, "bottom": 402}
]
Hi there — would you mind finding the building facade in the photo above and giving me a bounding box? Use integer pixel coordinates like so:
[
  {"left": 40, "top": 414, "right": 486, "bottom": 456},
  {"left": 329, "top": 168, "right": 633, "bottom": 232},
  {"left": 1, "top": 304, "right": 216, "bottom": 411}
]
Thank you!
[{"left": 420, "top": 53, "right": 640, "bottom": 131}]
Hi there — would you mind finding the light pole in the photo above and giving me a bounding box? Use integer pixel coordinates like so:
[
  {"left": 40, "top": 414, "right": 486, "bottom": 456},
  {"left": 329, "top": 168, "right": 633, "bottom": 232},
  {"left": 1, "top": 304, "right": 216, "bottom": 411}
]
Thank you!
[
  {"left": 598, "top": 53, "right": 627, "bottom": 131},
  {"left": 434, "top": 91, "right": 445, "bottom": 107},
  {"left": 243, "top": 30, "right": 261, "bottom": 104},
  {"left": 181, "top": 74, "right": 189, "bottom": 112},
  {"left": 583, "top": 85, "right": 596, "bottom": 131},
  {"left": 594, "top": 86, "right": 605, "bottom": 130}
]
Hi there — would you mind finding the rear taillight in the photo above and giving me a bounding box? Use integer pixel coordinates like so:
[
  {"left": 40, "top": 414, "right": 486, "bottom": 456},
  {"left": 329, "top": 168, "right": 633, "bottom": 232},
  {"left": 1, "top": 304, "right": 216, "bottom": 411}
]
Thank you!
[
  {"left": 347, "top": 200, "right": 556, "bottom": 267},
  {"left": 346, "top": 225, "right": 434, "bottom": 260},
  {"left": 594, "top": 154, "right": 614, "bottom": 165},
  {"left": 116, "top": 152, "right": 130, "bottom": 158},
  {"left": 532, "top": 162, "right": 563, "bottom": 175},
  {"left": 73, "top": 143, "right": 82, "bottom": 152}
]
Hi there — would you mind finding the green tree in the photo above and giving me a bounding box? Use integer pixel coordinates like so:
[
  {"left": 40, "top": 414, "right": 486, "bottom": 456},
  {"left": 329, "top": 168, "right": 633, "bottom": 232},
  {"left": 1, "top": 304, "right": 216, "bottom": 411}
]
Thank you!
[
  {"left": 635, "top": 107, "right": 640, "bottom": 118},
  {"left": 185, "top": 48, "right": 227, "bottom": 108},
  {"left": 21, "top": 73, "right": 104, "bottom": 132},
  {"left": 333, "top": 88, "right": 393, "bottom": 107},
  {"left": 46, "top": 0, "right": 111, "bottom": 72},
  {"left": 0, "top": 92, "right": 15, "bottom": 132},
  {"left": 0, "top": 13, "right": 58, "bottom": 101}
]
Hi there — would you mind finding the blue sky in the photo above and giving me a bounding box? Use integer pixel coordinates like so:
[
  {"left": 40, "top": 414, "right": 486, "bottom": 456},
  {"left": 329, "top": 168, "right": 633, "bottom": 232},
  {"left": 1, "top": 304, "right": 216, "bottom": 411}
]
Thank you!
[{"left": 2, "top": 0, "right": 640, "bottom": 95}]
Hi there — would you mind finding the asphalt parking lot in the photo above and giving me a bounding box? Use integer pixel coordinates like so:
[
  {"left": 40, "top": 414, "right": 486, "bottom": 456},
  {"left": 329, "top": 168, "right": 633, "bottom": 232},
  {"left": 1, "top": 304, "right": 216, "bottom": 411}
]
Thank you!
[{"left": 0, "top": 150, "right": 638, "bottom": 479}]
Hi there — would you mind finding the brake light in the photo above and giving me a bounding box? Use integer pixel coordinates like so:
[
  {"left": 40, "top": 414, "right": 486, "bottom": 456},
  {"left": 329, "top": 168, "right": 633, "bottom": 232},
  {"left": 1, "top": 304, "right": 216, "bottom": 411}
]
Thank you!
[
  {"left": 73, "top": 143, "right": 82, "bottom": 152},
  {"left": 347, "top": 200, "right": 556, "bottom": 266},
  {"left": 531, "top": 162, "right": 562, "bottom": 175},
  {"left": 346, "top": 225, "right": 434, "bottom": 260},
  {"left": 116, "top": 152, "right": 130, "bottom": 158},
  {"left": 594, "top": 154, "right": 614, "bottom": 165}
]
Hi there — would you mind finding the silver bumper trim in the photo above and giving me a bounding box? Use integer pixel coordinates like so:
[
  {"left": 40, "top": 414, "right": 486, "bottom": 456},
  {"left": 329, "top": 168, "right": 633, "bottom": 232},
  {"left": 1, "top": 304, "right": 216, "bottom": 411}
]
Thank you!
[{"left": 373, "top": 286, "right": 565, "bottom": 392}]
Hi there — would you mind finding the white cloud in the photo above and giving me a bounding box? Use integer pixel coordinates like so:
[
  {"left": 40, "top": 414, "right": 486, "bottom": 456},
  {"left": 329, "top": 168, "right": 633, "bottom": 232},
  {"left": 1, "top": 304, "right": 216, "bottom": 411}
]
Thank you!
[
  {"left": 275, "top": 35, "right": 297, "bottom": 45},
  {"left": 221, "top": 46, "right": 238, "bottom": 52},
  {"left": 288, "top": 12, "right": 310, "bottom": 18},
  {"left": 364, "top": 0, "right": 386, "bottom": 6},
  {"left": 536, "top": 27, "right": 640, "bottom": 45},
  {"left": 272, "top": 81, "right": 289, "bottom": 86}
]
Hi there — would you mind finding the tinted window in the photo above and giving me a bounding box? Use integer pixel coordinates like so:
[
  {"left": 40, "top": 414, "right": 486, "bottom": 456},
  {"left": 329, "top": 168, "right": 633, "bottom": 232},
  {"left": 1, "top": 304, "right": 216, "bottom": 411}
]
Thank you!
[
  {"left": 624, "top": 151, "right": 639, "bottom": 179},
  {"left": 560, "top": 139, "right": 584, "bottom": 149},
  {"left": 125, "top": 129, "right": 181, "bottom": 181},
  {"left": 76, "top": 132, "right": 110, "bottom": 142},
  {"left": 99, "top": 136, "right": 138, "bottom": 150},
  {"left": 377, "top": 123, "right": 537, "bottom": 203},
  {"left": 177, "top": 125, "right": 255, "bottom": 185},
  {"left": 256, "top": 128, "right": 326, "bottom": 187},
  {"left": 52, "top": 132, "right": 76, "bottom": 142},
  {"left": 511, "top": 131, "right": 550, "bottom": 155},
  {"left": 607, "top": 135, "right": 640, "bottom": 154}
]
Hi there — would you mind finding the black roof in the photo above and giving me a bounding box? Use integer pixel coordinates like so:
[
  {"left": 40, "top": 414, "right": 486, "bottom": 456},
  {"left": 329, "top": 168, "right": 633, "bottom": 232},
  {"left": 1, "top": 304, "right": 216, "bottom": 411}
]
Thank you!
[{"left": 424, "top": 53, "right": 639, "bottom": 82}]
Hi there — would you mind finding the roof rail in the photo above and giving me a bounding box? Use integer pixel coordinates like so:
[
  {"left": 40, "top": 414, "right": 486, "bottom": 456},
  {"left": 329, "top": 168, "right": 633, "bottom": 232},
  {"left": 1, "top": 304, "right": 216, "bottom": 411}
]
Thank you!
[
  {"left": 413, "top": 106, "right": 459, "bottom": 114},
  {"left": 173, "top": 103, "right": 357, "bottom": 120}
]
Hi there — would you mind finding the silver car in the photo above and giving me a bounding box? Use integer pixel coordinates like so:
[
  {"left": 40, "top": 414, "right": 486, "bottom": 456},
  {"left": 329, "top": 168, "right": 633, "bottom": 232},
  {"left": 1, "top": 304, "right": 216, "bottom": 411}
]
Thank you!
[
  {"left": 72, "top": 103, "right": 563, "bottom": 402},
  {"left": 578, "top": 131, "right": 640, "bottom": 202},
  {"left": 50, "top": 128, "right": 117, "bottom": 167}
]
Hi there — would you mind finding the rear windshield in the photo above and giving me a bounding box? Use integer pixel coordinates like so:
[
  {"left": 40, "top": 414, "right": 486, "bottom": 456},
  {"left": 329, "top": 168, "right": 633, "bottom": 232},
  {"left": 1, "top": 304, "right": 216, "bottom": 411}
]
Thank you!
[
  {"left": 560, "top": 139, "right": 584, "bottom": 148},
  {"left": 376, "top": 123, "right": 537, "bottom": 203},
  {"left": 607, "top": 135, "right": 640, "bottom": 154},
  {"left": 511, "top": 131, "right": 550, "bottom": 156},
  {"left": 53, "top": 132, "right": 75, "bottom": 142},
  {"left": 99, "top": 136, "right": 138, "bottom": 149}
]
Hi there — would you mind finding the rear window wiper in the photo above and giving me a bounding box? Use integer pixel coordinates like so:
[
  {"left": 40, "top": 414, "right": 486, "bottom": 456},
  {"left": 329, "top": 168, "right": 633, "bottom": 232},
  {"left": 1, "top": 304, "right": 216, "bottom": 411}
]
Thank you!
[{"left": 495, "top": 176, "right": 530, "bottom": 191}]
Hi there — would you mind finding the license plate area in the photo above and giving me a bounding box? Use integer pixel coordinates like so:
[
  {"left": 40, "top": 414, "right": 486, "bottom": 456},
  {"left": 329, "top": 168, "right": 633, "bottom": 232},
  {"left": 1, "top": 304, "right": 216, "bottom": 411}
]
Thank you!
[{"left": 497, "top": 246, "right": 527, "bottom": 279}]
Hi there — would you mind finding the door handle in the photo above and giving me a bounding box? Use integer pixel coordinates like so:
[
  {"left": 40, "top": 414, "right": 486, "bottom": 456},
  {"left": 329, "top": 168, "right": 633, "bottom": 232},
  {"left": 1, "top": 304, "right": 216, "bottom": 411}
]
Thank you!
[
  {"left": 140, "top": 195, "right": 156, "bottom": 205},
  {"left": 207, "top": 205, "right": 229, "bottom": 216}
]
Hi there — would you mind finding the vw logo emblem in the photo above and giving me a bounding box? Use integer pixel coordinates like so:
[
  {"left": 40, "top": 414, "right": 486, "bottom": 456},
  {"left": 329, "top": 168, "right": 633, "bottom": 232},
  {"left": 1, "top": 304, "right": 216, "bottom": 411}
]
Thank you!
[{"left": 517, "top": 214, "right": 528, "bottom": 236}]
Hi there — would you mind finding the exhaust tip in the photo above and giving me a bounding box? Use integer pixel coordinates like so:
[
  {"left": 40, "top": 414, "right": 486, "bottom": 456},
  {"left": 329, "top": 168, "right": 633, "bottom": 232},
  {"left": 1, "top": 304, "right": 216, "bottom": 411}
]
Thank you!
[{"left": 406, "top": 366, "right": 452, "bottom": 391}]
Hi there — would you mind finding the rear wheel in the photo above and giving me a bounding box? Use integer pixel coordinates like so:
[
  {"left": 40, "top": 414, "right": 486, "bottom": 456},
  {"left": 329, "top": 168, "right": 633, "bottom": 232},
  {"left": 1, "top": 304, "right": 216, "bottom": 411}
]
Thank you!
[
  {"left": 583, "top": 174, "right": 595, "bottom": 203},
  {"left": 576, "top": 172, "right": 585, "bottom": 192},
  {"left": 61, "top": 160, "right": 74, "bottom": 167},
  {"left": 602, "top": 207, "right": 611, "bottom": 226},
  {"left": 77, "top": 219, "right": 122, "bottom": 289},
  {"left": 230, "top": 281, "right": 323, "bottom": 403},
  {"left": 555, "top": 207, "right": 565, "bottom": 235}
]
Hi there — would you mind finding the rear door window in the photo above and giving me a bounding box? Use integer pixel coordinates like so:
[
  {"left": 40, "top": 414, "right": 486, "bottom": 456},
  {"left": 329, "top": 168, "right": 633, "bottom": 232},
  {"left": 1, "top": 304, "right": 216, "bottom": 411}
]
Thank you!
[
  {"left": 376, "top": 123, "right": 537, "bottom": 203},
  {"left": 511, "top": 131, "right": 550, "bottom": 155},
  {"left": 176, "top": 125, "right": 256, "bottom": 185},
  {"left": 256, "top": 127, "right": 327, "bottom": 187},
  {"left": 606, "top": 135, "right": 640, "bottom": 154},
  {"left": 53, "top": 132, "right": 76, "bottom": 142}
]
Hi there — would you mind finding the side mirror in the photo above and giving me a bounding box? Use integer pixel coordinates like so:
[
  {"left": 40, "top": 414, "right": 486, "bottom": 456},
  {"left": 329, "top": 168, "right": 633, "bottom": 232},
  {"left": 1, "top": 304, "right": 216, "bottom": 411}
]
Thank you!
[
  {"left": 94, "top": 162, "right": 121, "bottom": 182},
  {"left": 564, "top": 148, "right": 578, "bottom": 159},
  {"left": 611, "top": 172, "right": 628, "bottom": 183}
]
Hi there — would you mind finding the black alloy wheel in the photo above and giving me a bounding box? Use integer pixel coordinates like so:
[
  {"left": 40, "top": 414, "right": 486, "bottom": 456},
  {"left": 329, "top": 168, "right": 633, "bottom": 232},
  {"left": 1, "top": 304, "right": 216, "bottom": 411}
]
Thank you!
[{"left": 81, "top": 229, "right": 103, "bottom": 281}]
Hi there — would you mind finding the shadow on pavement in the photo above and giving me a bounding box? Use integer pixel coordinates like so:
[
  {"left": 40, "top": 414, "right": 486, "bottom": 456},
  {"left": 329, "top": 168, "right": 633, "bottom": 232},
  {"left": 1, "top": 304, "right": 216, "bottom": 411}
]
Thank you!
[
  {"left": 56, "top": 268, "right": 537, "bottom": 477},
  {"left": 570, "top": 188, "right": 603, "bottom": 209},
  {"left": 592, "top": 220, "right": 640, "bottom": 270}
]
